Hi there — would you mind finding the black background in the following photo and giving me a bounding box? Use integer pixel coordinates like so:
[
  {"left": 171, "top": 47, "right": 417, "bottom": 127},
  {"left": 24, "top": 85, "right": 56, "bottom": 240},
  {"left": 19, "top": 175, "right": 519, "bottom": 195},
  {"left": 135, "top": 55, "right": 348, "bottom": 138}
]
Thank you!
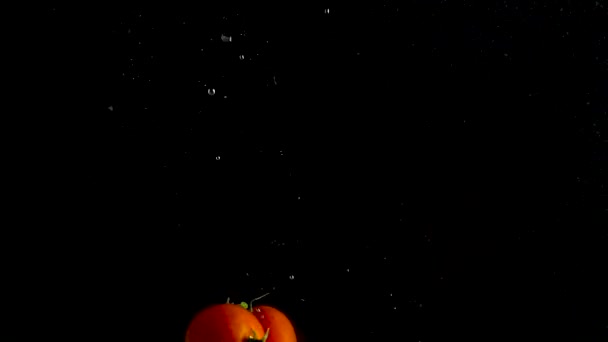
[{"left": 25, "top": 2, "right": 608, "bottom": 341}]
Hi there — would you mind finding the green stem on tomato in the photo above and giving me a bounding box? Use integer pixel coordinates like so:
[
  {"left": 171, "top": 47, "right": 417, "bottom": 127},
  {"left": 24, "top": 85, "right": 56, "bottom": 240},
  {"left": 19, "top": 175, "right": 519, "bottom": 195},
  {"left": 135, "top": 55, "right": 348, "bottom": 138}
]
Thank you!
[
  {"left": 247, "top": 328, "right": 270, "bottom": 342},
  {"left": 248, "top": 293, "right": 270, "bottom": 312}
]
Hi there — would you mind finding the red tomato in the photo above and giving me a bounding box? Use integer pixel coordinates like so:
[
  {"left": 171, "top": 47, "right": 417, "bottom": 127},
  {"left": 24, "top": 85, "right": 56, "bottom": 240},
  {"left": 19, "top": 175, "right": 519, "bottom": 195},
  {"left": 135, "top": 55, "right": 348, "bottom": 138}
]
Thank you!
[
  {"left": 252, "top": 305, "right": 297, "bottom": 342},
  {"left": 186, "top": 304, "right": 265, "bottom": 342}
]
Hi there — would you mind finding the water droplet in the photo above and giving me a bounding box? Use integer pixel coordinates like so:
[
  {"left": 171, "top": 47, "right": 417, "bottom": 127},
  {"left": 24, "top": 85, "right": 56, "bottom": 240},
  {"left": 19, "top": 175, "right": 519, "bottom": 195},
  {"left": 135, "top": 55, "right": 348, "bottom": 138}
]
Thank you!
[
  {"left": 221, "top": 34, "right": 232, "bottom": 42},
  {"left": 260, "top": 315, "right": 265, "bottom": 319},
  {"left": 394, "top": 306, "right": 397, "bottom": 310},
  {"left": 324, "top": 8, "right": 330, "bottom": 14},
  {"left": 289, "top": 275, "right": 295, "bottom": 280},
  {"left": 208, "top": 88, "right": 215, "bottom": 96},
  {"left": 389, "top": 293, "right": 393, "bottom": 296},
  {"left": 239, "top": 54, "right": 245, "bottom": 60},
  {"left": 216, "top": 156, "right": 221, "bottom": 160},
  {"left": 108, "top": 106, "right": 113, "bottom": 111},
  {"left": 255, "top": 308, "right": 261, "bottom": 312},
  {"left": 346, "top": 268, "right": 350, "bottom": 272}
]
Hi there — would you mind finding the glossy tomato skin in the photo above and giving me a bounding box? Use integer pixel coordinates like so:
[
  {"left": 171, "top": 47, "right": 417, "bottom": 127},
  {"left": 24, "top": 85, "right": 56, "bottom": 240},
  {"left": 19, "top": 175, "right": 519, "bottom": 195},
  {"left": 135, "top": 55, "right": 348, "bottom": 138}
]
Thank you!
[
  {"left": 186, "top": 304, "right": 265, "bottom": 342},
  {"left": 252, "top": 305, "right": 297, "bottom": 342}
]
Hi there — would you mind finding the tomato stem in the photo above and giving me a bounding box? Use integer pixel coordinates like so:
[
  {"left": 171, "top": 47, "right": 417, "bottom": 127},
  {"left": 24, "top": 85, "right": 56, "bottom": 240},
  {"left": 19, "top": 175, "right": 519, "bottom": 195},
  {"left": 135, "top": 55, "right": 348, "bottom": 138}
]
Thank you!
[
  {"left": 247, "top": 328, "right": 270, "bottom": 342},
  {"left": 249, "top": 293, "right": 270, "bottom": 312},
  {"left": 262, "top": 328, "right": 270, "bottom": 342}
]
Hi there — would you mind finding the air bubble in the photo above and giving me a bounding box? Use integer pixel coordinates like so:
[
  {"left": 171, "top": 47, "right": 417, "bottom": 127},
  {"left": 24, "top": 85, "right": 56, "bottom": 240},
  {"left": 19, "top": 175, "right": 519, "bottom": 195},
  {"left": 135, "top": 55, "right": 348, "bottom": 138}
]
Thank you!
[
  {"left": 239, "top": 54, "right": 245, "bottom": 60},
  {"left": 208, "top": 88, "right": 215, "bottom": 96},
  {"left": 324, "top": 8, "right": 330, "bottom": 14},
  {"left": 289, "top": 275, "right": 295, "bottom": 280},
  {"left": 216, "top": 156, "right": 221, "bottom": 160}
]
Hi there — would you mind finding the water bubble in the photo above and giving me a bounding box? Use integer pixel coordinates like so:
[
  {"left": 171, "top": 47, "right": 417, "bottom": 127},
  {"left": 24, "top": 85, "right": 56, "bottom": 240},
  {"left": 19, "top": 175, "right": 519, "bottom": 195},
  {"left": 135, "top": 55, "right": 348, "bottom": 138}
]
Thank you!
[{"left": 208, "top": 88, "right": 215, "bottom": 96}]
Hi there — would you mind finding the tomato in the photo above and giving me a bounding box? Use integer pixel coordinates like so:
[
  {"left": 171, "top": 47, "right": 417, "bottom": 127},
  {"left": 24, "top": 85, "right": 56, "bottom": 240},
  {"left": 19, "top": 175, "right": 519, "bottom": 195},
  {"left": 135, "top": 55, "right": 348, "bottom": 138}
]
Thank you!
[
  {"left": 251, "top": 305, "right": 297, "bottom": 342},
  {"left": 185, "top": 304, "right": 266, "bottom": 342}
]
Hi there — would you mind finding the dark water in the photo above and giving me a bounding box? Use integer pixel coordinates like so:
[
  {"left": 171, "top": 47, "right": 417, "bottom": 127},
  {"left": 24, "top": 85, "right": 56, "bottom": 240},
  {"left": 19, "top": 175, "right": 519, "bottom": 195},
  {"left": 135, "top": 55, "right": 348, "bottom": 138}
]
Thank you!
[{"left": 25, "top": 2, "right": 608, "bottom": 342}]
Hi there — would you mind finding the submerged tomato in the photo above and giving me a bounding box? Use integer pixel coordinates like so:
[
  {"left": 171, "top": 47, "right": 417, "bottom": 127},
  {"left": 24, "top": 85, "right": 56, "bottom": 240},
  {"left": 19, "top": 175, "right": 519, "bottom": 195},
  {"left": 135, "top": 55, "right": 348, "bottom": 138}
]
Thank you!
[
  {"left": 185, "top": 304, "right": 266, "bottom": 342},
  {"left": 252, "top": 305, "right": 297, "bottom": 342}
]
